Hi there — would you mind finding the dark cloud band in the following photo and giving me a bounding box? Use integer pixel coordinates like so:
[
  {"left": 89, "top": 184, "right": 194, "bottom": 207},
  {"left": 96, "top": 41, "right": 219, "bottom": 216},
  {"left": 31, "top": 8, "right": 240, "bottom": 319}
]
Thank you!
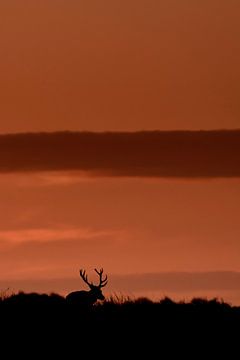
[
  {"left": 0, "top": 272, "right": 239, "bottom": 294},
  {"left": 0, "top": 130, "right": 240, "bottom": 177}
]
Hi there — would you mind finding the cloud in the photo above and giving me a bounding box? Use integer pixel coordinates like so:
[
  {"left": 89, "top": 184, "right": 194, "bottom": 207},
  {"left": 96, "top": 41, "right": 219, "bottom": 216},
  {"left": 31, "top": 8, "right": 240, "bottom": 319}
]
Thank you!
[
  {"left": 0, "top": 227, "right": 116, "bottom": 245},
  {"left": 111, "top": 271, "right": 240, "bottom": 292},
  {"left": 0, "top": 131, "right": 240, "bottom": 177}
]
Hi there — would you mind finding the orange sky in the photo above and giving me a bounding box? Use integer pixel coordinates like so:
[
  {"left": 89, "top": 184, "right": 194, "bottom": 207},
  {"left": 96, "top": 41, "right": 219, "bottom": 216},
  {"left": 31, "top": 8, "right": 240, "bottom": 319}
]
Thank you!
[
  {"left": 0, "top": 1, "right": 240, "bottom": 303},
  {"left": 0, "top": 173, "right": 240, "bottom": 303},
  {"left": 0, "top": 0, "right": 239, "bottom": 132}
]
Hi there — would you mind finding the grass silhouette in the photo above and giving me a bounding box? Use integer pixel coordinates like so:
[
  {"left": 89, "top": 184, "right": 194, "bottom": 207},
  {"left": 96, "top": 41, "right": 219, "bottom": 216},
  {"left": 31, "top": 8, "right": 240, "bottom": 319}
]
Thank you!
[
  {"left": 1, "top": 291, "right": 239, "bottom": 355},
  {"left": 1, "top": 291, "right": 239, "bottom": 323}
]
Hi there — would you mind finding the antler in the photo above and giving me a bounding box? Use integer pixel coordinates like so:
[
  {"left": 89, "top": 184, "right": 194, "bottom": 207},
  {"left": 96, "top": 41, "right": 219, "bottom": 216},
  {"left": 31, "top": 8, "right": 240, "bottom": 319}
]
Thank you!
[
  {"left": 95, "top": 268, "right": 108, "bottom": 288},
  {"left": 79, "top": 269, "right": 93, "bottom": 287}
]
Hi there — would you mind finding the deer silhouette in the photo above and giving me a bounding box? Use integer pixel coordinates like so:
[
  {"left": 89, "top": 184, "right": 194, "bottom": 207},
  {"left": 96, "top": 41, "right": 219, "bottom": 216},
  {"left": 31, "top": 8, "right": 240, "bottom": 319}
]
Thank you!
[{"left": 66, "top": 268, "right": 108, "bottom": 306}]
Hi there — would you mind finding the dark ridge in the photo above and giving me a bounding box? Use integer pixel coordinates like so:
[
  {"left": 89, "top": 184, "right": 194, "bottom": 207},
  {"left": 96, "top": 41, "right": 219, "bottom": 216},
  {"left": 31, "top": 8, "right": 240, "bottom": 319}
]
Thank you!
[
  {"left": 1, "top": 292, "right": 239, "bottom": 354},
  {"left": 2, "top": 291, "right": 240, "bottom": 323}
]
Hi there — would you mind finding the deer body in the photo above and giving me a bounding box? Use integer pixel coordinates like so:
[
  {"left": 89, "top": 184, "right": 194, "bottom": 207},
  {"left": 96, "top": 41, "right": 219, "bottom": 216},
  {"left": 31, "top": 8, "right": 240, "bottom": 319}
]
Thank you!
[
  {"left": 66, "top": 289, "right": 104, "bottom": 306},
  {"left": 66, "top": 268, "right": 107, "bottom": 306}
]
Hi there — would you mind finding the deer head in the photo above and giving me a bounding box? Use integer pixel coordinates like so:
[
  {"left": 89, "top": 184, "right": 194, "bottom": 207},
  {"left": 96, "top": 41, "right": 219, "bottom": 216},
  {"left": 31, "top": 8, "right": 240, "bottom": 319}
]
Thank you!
[{"left": 79, "top": 268, "right": 108, "bottom": 301}]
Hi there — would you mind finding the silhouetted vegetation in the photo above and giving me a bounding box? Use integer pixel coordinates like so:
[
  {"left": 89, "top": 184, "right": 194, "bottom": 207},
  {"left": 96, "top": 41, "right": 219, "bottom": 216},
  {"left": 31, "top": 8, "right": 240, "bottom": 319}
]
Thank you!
[
  {"left": 1, "top": 291, "right": 239, "bottom": 325},
  {"left": 1, "top": 291, "right": 239, "bottom": 354}
]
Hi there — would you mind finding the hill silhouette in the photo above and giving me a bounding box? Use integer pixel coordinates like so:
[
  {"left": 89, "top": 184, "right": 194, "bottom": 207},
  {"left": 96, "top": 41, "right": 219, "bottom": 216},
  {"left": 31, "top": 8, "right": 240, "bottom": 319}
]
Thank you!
[
  {"left": 1, "top": 291, "right": 239, "bottom": 327},
  {"left": 1, "top": 291, "right": 239, "bottom": 355}
]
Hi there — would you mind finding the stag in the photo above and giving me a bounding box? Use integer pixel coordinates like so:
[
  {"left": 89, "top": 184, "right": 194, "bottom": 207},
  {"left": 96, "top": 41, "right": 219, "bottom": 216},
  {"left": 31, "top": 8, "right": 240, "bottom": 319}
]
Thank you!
[{"left": 66, "top": 268, "right": 108, "bottom": 305}]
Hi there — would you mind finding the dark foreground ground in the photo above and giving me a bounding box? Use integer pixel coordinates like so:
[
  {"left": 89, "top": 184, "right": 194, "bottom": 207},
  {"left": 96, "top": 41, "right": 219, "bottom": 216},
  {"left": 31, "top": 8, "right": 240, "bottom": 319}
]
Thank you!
[{"left": 1, "top": 292, "right": 239, "bottom": 355}]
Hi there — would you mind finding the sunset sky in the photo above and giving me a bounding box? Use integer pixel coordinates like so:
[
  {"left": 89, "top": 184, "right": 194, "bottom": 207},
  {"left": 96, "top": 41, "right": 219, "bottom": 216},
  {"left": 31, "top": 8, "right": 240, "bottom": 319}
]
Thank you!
[{"left": 0, "top": 0, "right": 240, "bottom": 303}]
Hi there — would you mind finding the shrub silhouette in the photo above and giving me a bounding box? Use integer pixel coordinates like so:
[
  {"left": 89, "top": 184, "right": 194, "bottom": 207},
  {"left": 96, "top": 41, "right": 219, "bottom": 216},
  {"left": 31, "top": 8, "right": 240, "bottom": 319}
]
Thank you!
[
  {"left": 1, "top": 291, "right": 239, "bottom": 340},
  {"left": 1, "top": 291, "right": 239, "bottom": 355}
]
